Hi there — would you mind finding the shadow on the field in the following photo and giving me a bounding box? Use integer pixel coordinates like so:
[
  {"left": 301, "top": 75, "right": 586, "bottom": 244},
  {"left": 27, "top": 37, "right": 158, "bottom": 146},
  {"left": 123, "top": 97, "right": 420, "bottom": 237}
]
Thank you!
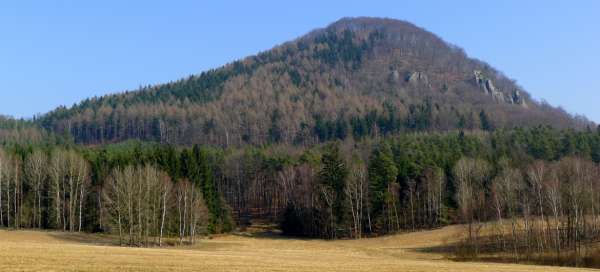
[
  {"left": 231, "top": 223, "right": 318, "bottom": 241},
  {"left": 414, "top": 238, "right": 600, "bottom": 269},
  {"left": 232, "top": 227, "right": 301, "bottom": 240},
  {"left": 47, "top": 231, "right": 245, "bottom": 250},
  {"left": 48, "top": 231, "right": 120, "bottom": 246},
  {"left": 415, "top": 244, "right": 456, "bottom": 254}
]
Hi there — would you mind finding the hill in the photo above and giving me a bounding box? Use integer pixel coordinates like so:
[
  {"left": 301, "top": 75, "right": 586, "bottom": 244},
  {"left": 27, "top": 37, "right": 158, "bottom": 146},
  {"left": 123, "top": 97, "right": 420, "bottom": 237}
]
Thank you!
[{"left": 37, "top": 17, "right": 587, "bottom": 146}]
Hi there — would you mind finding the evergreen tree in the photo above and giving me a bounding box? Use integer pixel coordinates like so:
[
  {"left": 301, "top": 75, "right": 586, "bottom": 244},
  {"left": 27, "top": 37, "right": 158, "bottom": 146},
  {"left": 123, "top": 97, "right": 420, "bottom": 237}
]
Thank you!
[
  {"left": 479, "top": 110, "right": 493, "bottom": 131},
  {"left": 194, "top": 145, "right": 231, "bottom": 233},
  {"left": 319, "top": 144, "right": 349, "bottom": 238},
  {"left": 368, "top": 142, "right": 399, "bottom": 232}
]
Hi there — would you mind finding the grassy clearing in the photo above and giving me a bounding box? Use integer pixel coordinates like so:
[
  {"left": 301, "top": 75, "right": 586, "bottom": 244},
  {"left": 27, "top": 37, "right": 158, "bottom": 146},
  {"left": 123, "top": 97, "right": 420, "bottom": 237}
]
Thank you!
[{"left": 0, "top": 226, "right": 596, "bottom": 272}]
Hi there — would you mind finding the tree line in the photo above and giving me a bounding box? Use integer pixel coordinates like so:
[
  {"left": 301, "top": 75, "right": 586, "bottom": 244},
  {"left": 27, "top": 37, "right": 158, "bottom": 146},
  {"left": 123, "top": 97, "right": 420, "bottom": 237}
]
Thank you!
[
  {"left": 451, "top": 156, "right": 600, "bottom": 268},
  {"left": 1, "top": 125, "right": 600, "bottom": 253},
  {"left": 0, "top": 143, "right": 231, "bottom": 246}
]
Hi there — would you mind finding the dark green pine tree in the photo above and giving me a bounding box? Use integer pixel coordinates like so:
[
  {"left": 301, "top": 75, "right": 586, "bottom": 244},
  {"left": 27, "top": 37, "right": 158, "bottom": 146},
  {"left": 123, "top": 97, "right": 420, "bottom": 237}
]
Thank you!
[
  {"left": 157, "top": 145, "right": 180, "bottom": 180},
  {"left": 194, "top": 145, "right": 231, "bottom": 234},
  {"left": 319, "top": 143, "right": 349, "bottom": 238},
  {"left": 368, "top": 142, "right": 398, "bottom": 231},
  {"left": 479, "top": 110, "right": 493, "bottom": 131},
  {"left": 179, "top": 149, "right": 198, "bottom": 183}
]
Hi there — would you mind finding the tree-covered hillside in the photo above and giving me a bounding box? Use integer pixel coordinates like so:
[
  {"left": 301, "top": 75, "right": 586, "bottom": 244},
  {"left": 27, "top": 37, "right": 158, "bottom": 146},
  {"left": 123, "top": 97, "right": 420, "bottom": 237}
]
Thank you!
[
  {"left": 0, "top": 116, "right": 49, "bottom": 144},
  {"left": 37, "top": 17, "right": 588, "bottom": 146}
]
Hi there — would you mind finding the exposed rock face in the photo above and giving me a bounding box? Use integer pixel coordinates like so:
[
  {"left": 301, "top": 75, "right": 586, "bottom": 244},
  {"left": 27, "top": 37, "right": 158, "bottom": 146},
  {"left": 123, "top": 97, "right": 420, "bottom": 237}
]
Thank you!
[
  {"left": 474, "top": 70, "right": 526, "bottom": 107},
  {"left": 511, "top": 89, "right": 528, "bottom": 108},
  {"left": 406, "top": 71, "right": 429, "bottom": 86},
  {"left": 474, "top": 70, "right": 499, "bottom": 95}
]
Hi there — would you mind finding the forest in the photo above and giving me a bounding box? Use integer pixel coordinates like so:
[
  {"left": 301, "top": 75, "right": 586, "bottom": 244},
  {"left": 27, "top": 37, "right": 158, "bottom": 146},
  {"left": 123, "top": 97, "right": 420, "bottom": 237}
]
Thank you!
[{"left": 2, "top": 124, "right": 600, "bottom": 256}]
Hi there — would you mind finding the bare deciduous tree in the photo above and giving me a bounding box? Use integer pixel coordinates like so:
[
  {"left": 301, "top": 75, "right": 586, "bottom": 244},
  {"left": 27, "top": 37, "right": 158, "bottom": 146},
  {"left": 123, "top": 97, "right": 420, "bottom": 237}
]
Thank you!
[
  {"left": 454, "top": 157, "right": 490, "bottom": 255},
  {"left": 25, "top": 150, "right": 47, "bottom": 228}
]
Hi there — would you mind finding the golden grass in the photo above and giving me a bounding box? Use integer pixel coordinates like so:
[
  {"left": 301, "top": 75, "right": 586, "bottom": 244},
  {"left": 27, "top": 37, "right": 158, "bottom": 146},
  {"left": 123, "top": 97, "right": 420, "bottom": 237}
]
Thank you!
[{"left": 0, "top": 226, "right": 595, "bottom": 272}]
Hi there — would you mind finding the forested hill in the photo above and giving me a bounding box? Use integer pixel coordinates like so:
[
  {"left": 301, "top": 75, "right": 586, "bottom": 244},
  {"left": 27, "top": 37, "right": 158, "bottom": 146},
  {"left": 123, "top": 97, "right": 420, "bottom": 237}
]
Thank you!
[{"left": 38, "top": 17, "right": 588, "bottom": 146}]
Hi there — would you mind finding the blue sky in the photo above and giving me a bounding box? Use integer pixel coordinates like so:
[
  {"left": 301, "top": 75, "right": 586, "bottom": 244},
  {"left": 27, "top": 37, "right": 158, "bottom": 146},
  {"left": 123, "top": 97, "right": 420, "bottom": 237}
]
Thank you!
[{"left": 1, "top": 1, "right": 599, "bottom": 122}]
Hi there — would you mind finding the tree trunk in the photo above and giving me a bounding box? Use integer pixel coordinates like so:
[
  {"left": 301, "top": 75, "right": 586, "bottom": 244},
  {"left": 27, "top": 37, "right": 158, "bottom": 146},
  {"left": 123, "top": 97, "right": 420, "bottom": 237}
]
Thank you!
[
  {"left": 159, "top": 190, "right": 167, "bottom": 247},
  {"left": 117, "top": 208, "right": 123, "bottom": 246},
  {"left": 79, "top": 184, "right": 84, "bottom": 232},
  {"left": 6, "top": 177, "right": 10, "bottom": 227},
  {"left": 37, "top": 188, "right": 42, "bottom": 228}
]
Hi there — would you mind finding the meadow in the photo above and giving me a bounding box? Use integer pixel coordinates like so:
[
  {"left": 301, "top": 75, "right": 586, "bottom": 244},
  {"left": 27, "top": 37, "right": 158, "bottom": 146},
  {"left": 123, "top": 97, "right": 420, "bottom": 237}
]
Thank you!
[{"left": 0, "top": 225, "right": 595, "bottom": 272}]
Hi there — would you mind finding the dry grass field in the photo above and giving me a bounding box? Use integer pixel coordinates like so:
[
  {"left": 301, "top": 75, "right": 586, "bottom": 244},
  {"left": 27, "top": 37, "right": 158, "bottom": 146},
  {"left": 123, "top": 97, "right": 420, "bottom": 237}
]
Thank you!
[{"left": 0, "top": 225, "right": 596, "bottom": 272}]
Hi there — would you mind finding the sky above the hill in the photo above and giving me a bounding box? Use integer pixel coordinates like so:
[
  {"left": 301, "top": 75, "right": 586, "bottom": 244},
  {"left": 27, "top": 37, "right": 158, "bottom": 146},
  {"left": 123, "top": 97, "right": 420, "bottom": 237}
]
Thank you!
[{"left": 1, "top": 0, "right": 599, "bottom": 122}]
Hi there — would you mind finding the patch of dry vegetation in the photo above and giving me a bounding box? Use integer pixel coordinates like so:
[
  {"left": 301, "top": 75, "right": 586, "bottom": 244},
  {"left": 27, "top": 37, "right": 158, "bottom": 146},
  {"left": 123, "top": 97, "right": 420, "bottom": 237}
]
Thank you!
[{"left": 0, "top": 226, "right": 595, "bottom": 272}]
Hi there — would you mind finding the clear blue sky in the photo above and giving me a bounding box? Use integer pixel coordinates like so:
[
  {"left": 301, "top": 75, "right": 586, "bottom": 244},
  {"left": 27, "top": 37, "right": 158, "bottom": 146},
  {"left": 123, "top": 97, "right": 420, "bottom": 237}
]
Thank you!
[{"left": 1, "top": 1, "right": 599, "bottom": 122}]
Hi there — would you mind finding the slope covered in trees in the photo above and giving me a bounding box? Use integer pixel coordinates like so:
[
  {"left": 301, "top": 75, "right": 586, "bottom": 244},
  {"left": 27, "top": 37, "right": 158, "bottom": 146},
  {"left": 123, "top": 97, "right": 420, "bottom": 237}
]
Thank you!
[
  {"left": 0, "top": 116, "right": 48, "bottom": 144},
  {"left": 37, "top": 17, "right": 588, "bottom": 146}
]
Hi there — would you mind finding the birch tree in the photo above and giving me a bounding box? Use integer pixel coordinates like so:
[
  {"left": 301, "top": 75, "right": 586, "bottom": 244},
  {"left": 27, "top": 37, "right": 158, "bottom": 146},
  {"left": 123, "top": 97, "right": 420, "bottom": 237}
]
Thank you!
[
  {"left": 454, "top": 157, "right": 490, "bottom": 255},
  {"left": 25, "top": 150, "right": 47, "bottom": 228}
]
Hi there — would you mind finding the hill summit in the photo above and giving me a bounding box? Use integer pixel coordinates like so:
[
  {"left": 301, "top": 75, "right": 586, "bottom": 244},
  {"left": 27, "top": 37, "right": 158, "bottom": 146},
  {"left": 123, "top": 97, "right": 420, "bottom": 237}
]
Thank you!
[{"left": 39, "top": 17, "right": 582, "bottom": 146}]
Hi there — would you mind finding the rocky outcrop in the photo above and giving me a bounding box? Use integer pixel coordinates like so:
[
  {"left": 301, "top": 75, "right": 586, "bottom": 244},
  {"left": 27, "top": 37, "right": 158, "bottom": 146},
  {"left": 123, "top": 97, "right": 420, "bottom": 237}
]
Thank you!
[
  {"left": 511, "top": 89, "right": 528, "bottom": 108},
  {"left": 474, "top": 70, "right": 526, "bottom": 107},
  {"left": 474, "top": 71, "right": 500, "bottom": 97},
  {"left": 406, "top": 71, "right": 430, "bottom": 86}
]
